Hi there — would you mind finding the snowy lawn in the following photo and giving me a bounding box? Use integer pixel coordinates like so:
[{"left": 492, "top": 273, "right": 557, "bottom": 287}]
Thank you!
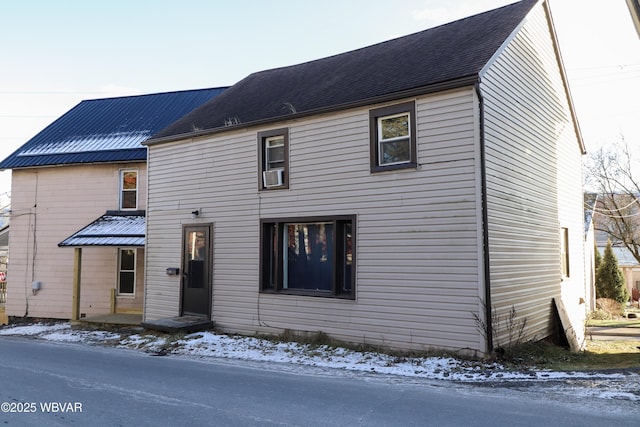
[{"left": 1, "top": 321, "right": 638, "bottom": 402}]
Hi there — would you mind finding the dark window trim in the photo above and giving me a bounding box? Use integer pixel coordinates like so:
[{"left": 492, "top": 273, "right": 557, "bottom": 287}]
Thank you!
[
  {"left": 259, "top": 215, "right": 356, "bottom": 299},
  {"left": 369, "top": 101, "right": 417, "bottom": 173},
  {"left": 117, "top": 247, "right": 136, "bottom": 295},
  {"left": 119, "top": 169, "right": 138, "bottom": 210},
  {"left": 258, "top": 128, "right": 289, "bottom": 190}
]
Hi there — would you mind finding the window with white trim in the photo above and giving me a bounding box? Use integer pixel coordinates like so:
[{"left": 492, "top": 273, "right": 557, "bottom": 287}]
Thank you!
[
  {"left": 370, "top": 101, "right": 417, "bottom": 172},
  {"left": 118, "top": 248, "right": 136, "bottom": 295},
  {"left": 120, "top": 170, "right": 138, "bottom": 210}
]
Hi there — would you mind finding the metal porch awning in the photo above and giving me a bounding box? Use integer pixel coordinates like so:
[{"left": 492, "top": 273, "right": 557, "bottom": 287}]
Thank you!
[{"left": 58, "top": 210, "right": 145, "bottom": 247}]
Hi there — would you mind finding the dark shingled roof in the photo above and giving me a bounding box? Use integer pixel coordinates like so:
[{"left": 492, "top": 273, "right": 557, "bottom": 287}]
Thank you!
[
  {"left": 0, "top": 87, "right": 227, "bottom": 169},
  {"left": 152, "top": 0, "right": 537, "bottom": 140}
]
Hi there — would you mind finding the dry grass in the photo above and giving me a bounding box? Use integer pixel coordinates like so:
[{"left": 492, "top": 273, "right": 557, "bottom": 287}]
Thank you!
[
  {"left": 586, "top": 339, "right": 640, "bottom": 355},
  {"left": 529, "top": 307, "right": 640, "bottom": 371},
  {"left": 595, "top": 298, "right": 625, "bottom": 317},
  {"left": 501, "top": 339, "right": 640, "bottom": 371},
  {"left": 588, "top": 319, "right": 640, "bottom": 328},
  {"left": 579, "top": 340, "right": 640, "bottom": 370},
  {"left": 588, "top": 304, "right": 640, "bottom": 327}
]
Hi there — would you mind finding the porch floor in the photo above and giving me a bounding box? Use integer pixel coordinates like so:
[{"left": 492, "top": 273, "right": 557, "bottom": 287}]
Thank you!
[{"left": 76, "top": 313, "right": 142, "bottom": 326}]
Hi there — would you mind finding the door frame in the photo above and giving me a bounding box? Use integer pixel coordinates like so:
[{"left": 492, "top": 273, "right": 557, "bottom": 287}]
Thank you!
[{"left": 180, "top": 223, "right": 213, "bottom": 318}]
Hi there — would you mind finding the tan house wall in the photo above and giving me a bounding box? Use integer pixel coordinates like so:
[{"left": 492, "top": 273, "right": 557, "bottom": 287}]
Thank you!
[
  {"left": 144, "top": 2, "right": 585, "bottom": 353},
  {"left": 480, "top": 3, "right": 586, "bottom": 346},
  {"left": 6, "top": 162, "right": 146, "bottom": 319},
  {"left": 145, "top": 88, "right": 486, "bottom": 352},
  {"left": 621, "top": 267, "right": 640, "bottom": 299}
]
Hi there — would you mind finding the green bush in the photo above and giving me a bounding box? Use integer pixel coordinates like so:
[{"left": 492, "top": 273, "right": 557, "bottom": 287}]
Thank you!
[{"left": 595, "top": 241, "right": 629, "bottom": 303}]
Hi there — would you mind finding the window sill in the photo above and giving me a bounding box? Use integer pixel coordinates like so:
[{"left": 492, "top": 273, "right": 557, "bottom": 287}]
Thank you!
[
  {"left": 260, "top": 289, "right": 354, "bottom": 300},
  {"left": 371, "top": 162, "right": 418, "bottom": 173},
  {"left": 259, "top": 185, "right": 288, "bottom": 191}
]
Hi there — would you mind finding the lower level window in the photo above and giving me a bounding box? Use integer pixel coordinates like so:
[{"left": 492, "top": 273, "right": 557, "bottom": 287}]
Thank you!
[
  {"left": 260, "top": 216, "right": 355, "bottom": 298},
  {"left": 118, "top": 248, "right": 136, "bottom": 295}
]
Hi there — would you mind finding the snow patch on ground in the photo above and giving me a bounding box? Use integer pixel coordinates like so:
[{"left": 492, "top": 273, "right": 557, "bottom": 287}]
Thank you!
[
  {"left": 0, "top": 323, "right": 121, "bottom": 343},
  {"left": 171, "top": 331, "right": 634, "bottom": 383},
  {"left": 1, "top": 322, "right": 638, "bottom": 402},
  {"left": 0, "top": 322, "right": 69, "bottom": 336}
]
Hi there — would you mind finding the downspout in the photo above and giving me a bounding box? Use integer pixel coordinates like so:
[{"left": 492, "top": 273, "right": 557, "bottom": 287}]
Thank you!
[{"left": 475, "top": 80, "right": 493, "bottom": 353}]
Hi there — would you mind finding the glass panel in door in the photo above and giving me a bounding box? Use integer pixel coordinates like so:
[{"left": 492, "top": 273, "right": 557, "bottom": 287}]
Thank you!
[{"left": 182, "top": 226, "right": 211, "bottom": 317}]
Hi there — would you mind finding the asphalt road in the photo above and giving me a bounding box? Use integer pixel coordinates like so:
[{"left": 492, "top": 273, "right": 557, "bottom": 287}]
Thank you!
[{"left": 0, "top": 337, "right": 636, "bottom": 426}]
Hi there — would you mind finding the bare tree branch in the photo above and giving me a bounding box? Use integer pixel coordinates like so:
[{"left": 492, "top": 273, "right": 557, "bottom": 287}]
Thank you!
[{"left": 587, "top": 137, "right": 640, "bottom": 264}]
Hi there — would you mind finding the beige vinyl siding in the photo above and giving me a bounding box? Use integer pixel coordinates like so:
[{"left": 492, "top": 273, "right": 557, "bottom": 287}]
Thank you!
[
  {"left": 554, "top": 75, "right": 588, "bottom": 345},
  {"left": 6, "top": 163, "right": 146, "bottom": 318},
  {"left": 480, "top": 4, "right": 583, "bottom": 345},
  {"left": 145, "top": 88, "right": 486, "bottom": 352}
]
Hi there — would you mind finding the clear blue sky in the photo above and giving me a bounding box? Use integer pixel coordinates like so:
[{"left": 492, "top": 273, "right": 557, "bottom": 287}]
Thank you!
[{"left": 1, "top": 0, "right": 639, "bottom": 202}]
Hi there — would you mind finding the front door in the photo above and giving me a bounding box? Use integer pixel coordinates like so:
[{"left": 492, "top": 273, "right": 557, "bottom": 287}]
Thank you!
[{"left": 181, "top": 225, "right": 211, "bottom": 317}]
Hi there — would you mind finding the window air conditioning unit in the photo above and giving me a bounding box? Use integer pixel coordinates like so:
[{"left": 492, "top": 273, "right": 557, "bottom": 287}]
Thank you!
[{"left": 263, "top": 169, "right": 283, "bottom": 188}]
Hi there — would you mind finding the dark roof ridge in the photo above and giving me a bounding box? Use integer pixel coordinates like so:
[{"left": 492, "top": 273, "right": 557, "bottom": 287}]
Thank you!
[
  {"left": 151, "top": 0, "right": 538, "bottom": 141},
  {"left": 253, "top": 0, "right": 534, "bottom": 76}
]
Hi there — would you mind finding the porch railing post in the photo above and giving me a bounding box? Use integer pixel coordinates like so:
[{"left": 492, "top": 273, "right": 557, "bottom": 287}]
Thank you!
[{"left": 72, "top": 247, "right": 82, "bottom": 320}]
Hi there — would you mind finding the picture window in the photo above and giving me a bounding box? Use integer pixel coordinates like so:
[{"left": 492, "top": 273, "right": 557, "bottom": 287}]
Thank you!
[{"left": 260, "top": 216, "right": 355, "bottom": 298}]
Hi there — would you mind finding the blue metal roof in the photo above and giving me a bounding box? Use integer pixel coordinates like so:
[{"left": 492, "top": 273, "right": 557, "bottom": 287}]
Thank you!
[
  {"left": 0, "top": 87, "right": 227, "bottom": 169},
  {"left": 596, "top": 246, "right": 640, "bottom": 267},
  {"left": 58, "top": 211, "right": 146, "bottom": 247}
]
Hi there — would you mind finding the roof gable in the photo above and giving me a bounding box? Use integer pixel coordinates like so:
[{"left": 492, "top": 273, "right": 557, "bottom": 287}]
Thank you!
[
  {"left": 152, "top": 0, "right": 538, "bottom": 141},
  {"left": 0, "top": 87, "right": 227, "bottom": 169}
]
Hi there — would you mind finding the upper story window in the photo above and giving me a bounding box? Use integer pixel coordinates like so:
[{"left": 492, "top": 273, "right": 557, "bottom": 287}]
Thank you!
[
  {"left": 120, "top": 170, "right": 138, "bottom": 210},
  {"left": 258, "top": 128, "right": 289, "bottom": 190},
  {"left": 369, "top": 101, "right": 417, "bottom": 172}
]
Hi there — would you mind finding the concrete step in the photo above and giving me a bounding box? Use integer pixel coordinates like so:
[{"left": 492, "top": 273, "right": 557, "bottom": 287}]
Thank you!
[{"left": 142, "top": 316, "right": 213, "bottom": 333}]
